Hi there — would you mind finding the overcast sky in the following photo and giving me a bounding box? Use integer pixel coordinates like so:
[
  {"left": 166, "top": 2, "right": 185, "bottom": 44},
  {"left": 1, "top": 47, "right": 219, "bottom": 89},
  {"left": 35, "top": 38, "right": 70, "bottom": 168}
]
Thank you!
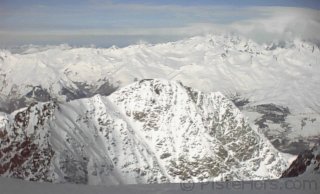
[{"left": 1, "top": 0, "right": 320, "bottom": 47}]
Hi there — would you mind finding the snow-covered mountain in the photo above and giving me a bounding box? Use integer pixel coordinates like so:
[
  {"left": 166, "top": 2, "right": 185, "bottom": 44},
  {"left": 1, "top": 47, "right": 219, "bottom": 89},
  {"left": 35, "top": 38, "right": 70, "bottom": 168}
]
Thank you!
[
  {"left": 1, "top": 34, "right": 319, "bottom": 154},
  {"left": 0, "top": 79, "right": 289, "bottom": 185}
]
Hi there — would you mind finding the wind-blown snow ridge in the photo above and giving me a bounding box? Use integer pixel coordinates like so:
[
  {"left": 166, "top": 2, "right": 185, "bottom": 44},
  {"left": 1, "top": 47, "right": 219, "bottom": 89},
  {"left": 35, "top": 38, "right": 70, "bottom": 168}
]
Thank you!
[{"left": 0, "top": 79, "right": 289, "bottom": 185}]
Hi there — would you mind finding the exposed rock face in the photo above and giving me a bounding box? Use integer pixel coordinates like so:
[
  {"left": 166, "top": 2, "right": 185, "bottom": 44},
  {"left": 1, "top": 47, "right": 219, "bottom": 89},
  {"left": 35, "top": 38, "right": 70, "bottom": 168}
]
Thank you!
[
  {"left": 281, "top": 144, "right": 320, "bottom": 178},
  {"left": 0, "top": 103, "right": 55, "bottom": 181},
  {"left": 0, "top": 80, "right": 288, "bottom": 185},
  {"left": 1, "top": 34, "right": 319, "bottom": 156}
]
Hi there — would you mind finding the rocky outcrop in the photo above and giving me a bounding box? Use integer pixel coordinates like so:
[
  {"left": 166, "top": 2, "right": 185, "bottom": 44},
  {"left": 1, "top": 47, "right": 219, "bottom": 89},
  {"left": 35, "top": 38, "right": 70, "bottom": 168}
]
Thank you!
[
  {"left": 0, "top": 102, "right": 55, "bottom": 181},
  {"left": 0, "top": 80, "right": 289, "bottom": 185},
  {"left": 281, "top": 144, "right": 320, "bottom": 178}
]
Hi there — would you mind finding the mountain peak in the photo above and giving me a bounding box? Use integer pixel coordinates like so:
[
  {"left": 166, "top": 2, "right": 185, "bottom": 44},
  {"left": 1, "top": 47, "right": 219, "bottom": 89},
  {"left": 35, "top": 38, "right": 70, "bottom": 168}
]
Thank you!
[{"left": 0, "top": 80, "right": 289, "bottom": 184}]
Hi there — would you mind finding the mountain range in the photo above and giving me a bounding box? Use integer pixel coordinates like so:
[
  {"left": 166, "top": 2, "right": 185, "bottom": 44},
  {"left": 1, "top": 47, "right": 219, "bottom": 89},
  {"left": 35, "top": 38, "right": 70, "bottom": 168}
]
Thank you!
[{"left": 0, "top": 34, "right": 319, "bottom": 185}]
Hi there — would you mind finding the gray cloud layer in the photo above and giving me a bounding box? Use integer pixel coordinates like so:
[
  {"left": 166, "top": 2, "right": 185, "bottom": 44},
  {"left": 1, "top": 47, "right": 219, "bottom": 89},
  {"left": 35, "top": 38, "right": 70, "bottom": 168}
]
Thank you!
[{"left": 0, "top": 5, "right": 319, "bottom": 47}]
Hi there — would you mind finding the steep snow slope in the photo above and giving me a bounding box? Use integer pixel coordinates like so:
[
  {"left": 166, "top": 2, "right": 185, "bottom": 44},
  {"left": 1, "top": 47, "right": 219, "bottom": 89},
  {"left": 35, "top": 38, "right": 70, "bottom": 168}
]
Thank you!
[
  {"left": 0, "top": 34, "right": 319, "bottom": 153},
  {"left": 0, "top": 80, "right": 289, "bottom": 185}
]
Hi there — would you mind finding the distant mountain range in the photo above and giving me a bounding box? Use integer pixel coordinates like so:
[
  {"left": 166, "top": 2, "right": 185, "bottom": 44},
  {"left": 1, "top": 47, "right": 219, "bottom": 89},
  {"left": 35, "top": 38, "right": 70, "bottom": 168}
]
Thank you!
[{"left": 0, "top": 34, "right": 319, "bottom": 185}]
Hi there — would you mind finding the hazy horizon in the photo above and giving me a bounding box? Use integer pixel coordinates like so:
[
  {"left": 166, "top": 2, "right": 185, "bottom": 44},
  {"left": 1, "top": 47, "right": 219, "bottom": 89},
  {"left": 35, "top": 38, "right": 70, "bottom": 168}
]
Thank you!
[{"left": 1, "top": 0, "right": 320, "bottom": 48}]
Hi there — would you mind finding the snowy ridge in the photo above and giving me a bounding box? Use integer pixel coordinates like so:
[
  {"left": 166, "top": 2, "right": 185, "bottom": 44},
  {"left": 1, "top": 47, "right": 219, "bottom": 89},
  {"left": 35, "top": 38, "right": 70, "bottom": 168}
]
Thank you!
[
  {"left": 0, "top": 34, "right": 319, "bottom": 153},
  {"left": 0, "top": 80, "right": 289, "bottom": 185},
  {"left": 0, "top": 34, "right": 319, "bottom": 112}
]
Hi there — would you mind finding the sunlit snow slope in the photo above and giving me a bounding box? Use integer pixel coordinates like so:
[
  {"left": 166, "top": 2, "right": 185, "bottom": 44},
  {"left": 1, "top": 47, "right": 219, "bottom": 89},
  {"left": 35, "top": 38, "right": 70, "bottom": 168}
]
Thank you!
[
  {"left": 0, "top": 80, "right": 288, "bottom": 185},
  {"left": 0, "top": 34, "right": 319, "bottom": 153}
]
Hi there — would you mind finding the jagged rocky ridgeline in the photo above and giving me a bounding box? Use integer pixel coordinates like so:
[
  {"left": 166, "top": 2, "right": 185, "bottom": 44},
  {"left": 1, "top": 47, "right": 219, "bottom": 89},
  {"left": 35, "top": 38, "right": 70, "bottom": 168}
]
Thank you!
[
  {"left": 281, "top": 145, "right": 320, "bottom": 178},
  {"left": 0, "top": 79, "right": 288, "bottom": 185},
  {"left": 1, "top": 34, "right": 319, "bottom": 156}
]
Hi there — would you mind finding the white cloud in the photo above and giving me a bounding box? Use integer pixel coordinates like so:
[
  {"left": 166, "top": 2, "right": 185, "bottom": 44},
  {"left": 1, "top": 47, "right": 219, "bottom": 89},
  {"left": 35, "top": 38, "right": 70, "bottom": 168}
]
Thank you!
[{"left": 228, "top": 7, "right": 320, "bottom": 42}]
